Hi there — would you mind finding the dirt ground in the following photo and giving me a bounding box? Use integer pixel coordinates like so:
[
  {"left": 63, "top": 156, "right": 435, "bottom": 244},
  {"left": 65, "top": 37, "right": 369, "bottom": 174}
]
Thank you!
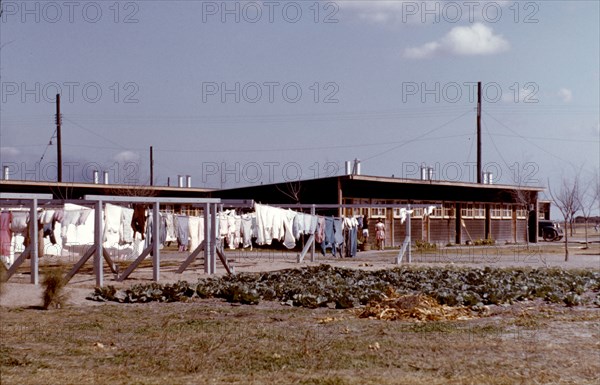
[{"left": 1, "top": 241, "right": 599, "bottom": 384}]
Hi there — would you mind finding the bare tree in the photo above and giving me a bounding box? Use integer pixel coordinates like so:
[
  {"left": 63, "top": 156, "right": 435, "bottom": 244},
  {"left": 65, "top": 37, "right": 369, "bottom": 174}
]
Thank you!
[
  {"left": 547, "top": 175, "right": 581, "bottom": 261},
  {"left": 510, "top": 159, "right": 540, "bottom": 249},
  {"left": 576, "top": 172, "right": 600, "bottom": 248},
  {"left": 276, "top": 181, "right": 302, "bottom": 203},
  {"left": 511, "top": 187, "right": 537, "bottom": 249}
]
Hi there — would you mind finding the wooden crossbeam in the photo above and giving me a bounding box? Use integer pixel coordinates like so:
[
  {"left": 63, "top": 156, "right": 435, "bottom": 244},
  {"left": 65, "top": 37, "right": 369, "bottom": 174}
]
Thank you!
[
  {"left": 117, "top": 244, "right": 153, "bottom": 282},
  {"left": 176, "top": 241, "right": 206, "bottom": 274},
  {"left": 5, "top": 245, "right": 31, "bottom": 280},
  {"left": 297, "top": 234, "right": 315, "bottom": 263},
  {"left": 64, "top": 245, "right": 96, "bottom": 283}
]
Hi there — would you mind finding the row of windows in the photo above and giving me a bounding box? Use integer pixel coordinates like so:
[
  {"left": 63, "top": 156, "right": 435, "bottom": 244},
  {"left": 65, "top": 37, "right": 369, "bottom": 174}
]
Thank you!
[{"left": 344, "top": 201, "right": 528, "bottom": 220}]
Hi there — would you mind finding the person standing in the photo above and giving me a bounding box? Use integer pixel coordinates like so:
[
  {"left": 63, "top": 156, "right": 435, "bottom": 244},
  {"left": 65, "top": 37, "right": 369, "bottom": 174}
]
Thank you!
[{"left": 375, "top": 219, "right": 385, "bottom": 250}]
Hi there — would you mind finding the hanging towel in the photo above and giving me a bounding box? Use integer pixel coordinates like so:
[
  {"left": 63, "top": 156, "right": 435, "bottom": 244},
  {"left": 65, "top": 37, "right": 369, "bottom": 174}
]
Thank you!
[
  {"left": 103, "top": 203, "right": 122, "bottom": 248},
  {"left": 120, "top": 208, "right": 134, "bottom": 244}
]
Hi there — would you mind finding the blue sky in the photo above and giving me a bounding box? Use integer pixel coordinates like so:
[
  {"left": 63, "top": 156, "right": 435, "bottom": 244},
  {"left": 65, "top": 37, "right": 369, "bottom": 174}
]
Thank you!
[{"left": 1, "top": 1, "right": 598, "bottom": 203}]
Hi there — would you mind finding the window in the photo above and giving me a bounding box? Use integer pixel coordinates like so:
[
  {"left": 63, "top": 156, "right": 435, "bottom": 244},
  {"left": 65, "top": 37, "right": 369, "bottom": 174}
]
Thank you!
[
  {"left": 395, "top": 207, "right": 423, "bottom": 218},
  {"left": 347, "top": 207, "right": 368, "bottom": 217},
  {"left": 343, "top": 198, "right": 369, "bottom": 217},
  {"left": 491, "top": 205, "right": 501, "bottom": 218},
  {"left": 427, "top": 204, "right": 453, "bottom": 219},
  {"left": 371, "top": 207, "right": 386, "bottom": 218},
  {"left": 461, "top": 204, "right": 485, "bottom": 219},
  {"left": 516, "top": 207, "right": 528, "bottom": 219},
  {"left": 370, "top": 200, "right": 386, "bottom": 218},
  {"left": 491, "top": 204, "right": 512, "bottom": 219}
]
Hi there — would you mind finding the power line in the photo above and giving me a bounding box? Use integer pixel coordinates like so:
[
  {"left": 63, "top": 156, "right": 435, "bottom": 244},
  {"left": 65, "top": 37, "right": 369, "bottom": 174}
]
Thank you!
[
  {"left": 63, "top": 117, "right": 127, "bottom": 150},
  {"left": 362, "top": 109, "right": 473, "bottom": 162},
  {"left": 483, "top": 111, "right": 581, "bottom": 171},
  {"left": 39, "top": 128, "right": 57, "bottom": 163}
]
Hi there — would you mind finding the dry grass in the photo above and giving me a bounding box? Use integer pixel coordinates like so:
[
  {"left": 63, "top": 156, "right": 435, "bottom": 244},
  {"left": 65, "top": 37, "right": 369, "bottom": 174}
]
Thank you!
[
  {"left": 1, "top": 298, "right": 599, "bottom": 385},
  {"left": 356, "top": 292, "right": 475, "bottom": 321},
  {"left": 41, "top": 265, "right": 69, "bottom": 310}
]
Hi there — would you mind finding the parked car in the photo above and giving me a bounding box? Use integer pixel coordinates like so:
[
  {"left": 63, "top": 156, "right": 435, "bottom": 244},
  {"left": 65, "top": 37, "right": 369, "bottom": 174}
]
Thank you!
[{"left": 538, "top": 220, "right": 564, "bottom": 241}]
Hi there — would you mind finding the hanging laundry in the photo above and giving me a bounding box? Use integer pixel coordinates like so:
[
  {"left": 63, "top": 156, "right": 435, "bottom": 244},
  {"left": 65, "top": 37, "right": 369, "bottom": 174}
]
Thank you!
[
  {"left": 0, "top": 211, "right": 12, "bottom": 257},
  {"left": 120, "top": 207, "right": 134, "bottom": 244},
  {"left": 255, "top": 204, "right": 271, "bottom": 245},
  {"left": 160, "top": 213, "right": 167, "bottom": 245},
  {"left": 315, "top": 216, "right": 325, "bottom": 243},
  {"left": 175, "top": 215, "right": 189, "bottom": 251},
  {"left": 253, "top": 204, "right": 300, "bottom": 248},
  {"left": 240, "top": 213, "right": 254, "bottom": 248},
  {"left": 188, "top": 216, "right": 201, "bottom": 251},
  {"left": 219, "top": 213, "right": 229, "bottom": 238},
  {"left": 343, "top": 217, "right": 359, "bottom": 258},
  {"left": 399, "top": 209, "right": 413, "bottom": 224},
  {"left": 282, "top": 209, "right": 297, "bottom": 249},
  {"left": 40, "top": 209, "right": 55, "bottom": 225},
  {"left": 76, "top": 209, "right": 92, "bottom": 226},
  {"left": 131, "top": 204, "right": 147, "bottom": 240},
  {"left": 424, "top": 206, "right": 436, "bottom": 216},
  {"left": 321, "top": 217, "right": 337, "bottom": 256},
  {"left": 53, "top": 209, "right": 64, "bottom": 223},
  {"left": 226, "top": 214, "right": 236, "bottom": 249},
  {"left": 292, "top": 212, "right": 304, "bottom": 239},
  {"left": 103, "top": 203, "right": 122, "bottom": 248},
  {"left": 164, "top": 213, "right": 177, "bottom": 243},
  {"left": 233, "top": 216, "right": 242, "bottom": 248},
  {"left": 60, "top": 210, "right": 80, "bottom": 240},
  {"left": 10, "top": 211, "right": 28, "bottom": 234},
  {"left": 43, "top": 221, "right": 57, "bottom": 245}
]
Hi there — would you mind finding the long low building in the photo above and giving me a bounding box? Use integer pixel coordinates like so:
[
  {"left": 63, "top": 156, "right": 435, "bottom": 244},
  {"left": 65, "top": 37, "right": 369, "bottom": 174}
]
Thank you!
[
  {"left": 0, "top": 174, "right": 546, "bottom": 245},
  {"left": 213, "top": 174, "right": 546, "bottom": 245}
]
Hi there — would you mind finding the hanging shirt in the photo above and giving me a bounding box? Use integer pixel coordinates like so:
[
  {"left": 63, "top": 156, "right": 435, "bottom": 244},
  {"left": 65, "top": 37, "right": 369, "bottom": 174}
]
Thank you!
[
  {"left": 0, "top": 211, "right": 13, "bottom": 257},
  {"left": 241, "top": 214, "right": 254, "bottom": 248},
  {"left": 175, "top": 215, "right": 189, "bottom": 247},
  {"left": 131, "top": 204, "right": 147, "bottom": 240},
  {"left": 282, "top": 210, "right": 297, "bottom": 249}
]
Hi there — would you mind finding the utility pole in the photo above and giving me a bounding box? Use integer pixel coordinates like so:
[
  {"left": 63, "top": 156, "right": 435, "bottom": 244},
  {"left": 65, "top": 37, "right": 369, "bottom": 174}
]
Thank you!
[
  {"left": 56, "top": 94, "right": 62, "bottom": 182},
  {"left": 476, "top": 81, "right": 482, "bottom": 184},
  {"left": 150, "top": 146, "right": 154, "bottom": 186}
]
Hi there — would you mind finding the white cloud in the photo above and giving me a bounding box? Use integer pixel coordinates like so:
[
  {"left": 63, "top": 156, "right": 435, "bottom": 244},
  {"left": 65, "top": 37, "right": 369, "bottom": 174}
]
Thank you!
[
  {"left": 0, "top": 146, "right": 21, "bottom": 157},
  {"left": 557, "top": 88, "right": 573, "bottom": 103},
  {"left": 405, "top": 23, "right": 510, "bottom": 59},
  {"left": 113, "top": 150, "right": 140, "bottom": 164}
]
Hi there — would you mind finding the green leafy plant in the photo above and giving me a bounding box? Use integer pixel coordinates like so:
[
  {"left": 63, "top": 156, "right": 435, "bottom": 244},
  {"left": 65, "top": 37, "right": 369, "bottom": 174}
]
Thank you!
[
  {"left": 415, "top": 240, "right": 437, "bottom": 251},
  {"left": 473, "top": 238, "right": 496, "bottom": 246}
]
